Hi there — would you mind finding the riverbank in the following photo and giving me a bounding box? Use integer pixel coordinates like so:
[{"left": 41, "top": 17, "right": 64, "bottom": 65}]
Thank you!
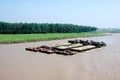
[{"left": 0, "top": 32, "right": 110, "bottom": 44}]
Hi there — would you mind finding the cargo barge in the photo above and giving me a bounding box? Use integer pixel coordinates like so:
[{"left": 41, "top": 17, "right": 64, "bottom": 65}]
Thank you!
[{"left": 25, "top": 39, "right": 106, "bottom": 55}]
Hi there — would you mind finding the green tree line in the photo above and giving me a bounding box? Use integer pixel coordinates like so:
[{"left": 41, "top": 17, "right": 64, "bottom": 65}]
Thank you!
[{"left": 0, "top": 22, "right": 97, "bottom": 34}]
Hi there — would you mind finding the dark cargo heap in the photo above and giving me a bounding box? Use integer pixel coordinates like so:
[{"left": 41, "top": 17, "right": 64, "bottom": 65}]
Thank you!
[{"left": 25, "top": 40, "right": 106, "bottom": 55}]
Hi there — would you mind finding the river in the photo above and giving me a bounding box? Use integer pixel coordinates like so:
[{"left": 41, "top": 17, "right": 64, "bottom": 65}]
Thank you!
[{"left": 0, "top": 34, "right": 120, "bottom": 80}]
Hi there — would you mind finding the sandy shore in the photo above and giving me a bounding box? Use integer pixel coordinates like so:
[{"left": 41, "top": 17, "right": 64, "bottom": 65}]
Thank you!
[{"left": 0, "top": 34, "right": 120, "bottom": 80}]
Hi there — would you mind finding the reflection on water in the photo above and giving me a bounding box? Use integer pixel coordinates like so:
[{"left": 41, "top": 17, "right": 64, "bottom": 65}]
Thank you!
[{"left": 0, "top": 34, "right": 120, "bottom": 80}]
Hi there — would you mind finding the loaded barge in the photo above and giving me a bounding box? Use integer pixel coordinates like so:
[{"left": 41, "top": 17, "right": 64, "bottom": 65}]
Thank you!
[{"left": 25, "top": 39, "right": 106, "bottom": 55}]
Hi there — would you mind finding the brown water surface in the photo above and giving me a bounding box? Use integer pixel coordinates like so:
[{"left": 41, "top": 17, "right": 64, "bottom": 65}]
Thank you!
[{"left": 0, "top": 34, "right": 120, "bottom": 80}]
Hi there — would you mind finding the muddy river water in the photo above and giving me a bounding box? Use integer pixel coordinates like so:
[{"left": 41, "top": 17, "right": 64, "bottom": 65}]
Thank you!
[{"left": 0, "top": 34, "right": 120, "bottom": 80}]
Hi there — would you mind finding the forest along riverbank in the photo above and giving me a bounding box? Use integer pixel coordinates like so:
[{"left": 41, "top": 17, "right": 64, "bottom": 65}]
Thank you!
[{"left": 0, "top": 34, "right": 120, "bottom": 80}]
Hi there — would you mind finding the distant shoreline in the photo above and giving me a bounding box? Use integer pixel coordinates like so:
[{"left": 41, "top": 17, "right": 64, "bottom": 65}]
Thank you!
[{"left": 0, "top": 32, "right": 111, "bottom": 44}]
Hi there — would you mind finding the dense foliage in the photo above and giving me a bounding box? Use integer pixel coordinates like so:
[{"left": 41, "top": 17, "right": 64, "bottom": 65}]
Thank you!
[
  {"left": 97, "top": 28, "right": 120, "bottom": 33},
  {"left": 0, "top": 22, "right": 97, "bottom": 34}
]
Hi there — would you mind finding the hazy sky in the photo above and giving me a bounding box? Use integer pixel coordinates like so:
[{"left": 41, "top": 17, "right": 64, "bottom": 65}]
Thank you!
[{"left": 0, "top": 0, "right": 120, "bottom": 28}]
